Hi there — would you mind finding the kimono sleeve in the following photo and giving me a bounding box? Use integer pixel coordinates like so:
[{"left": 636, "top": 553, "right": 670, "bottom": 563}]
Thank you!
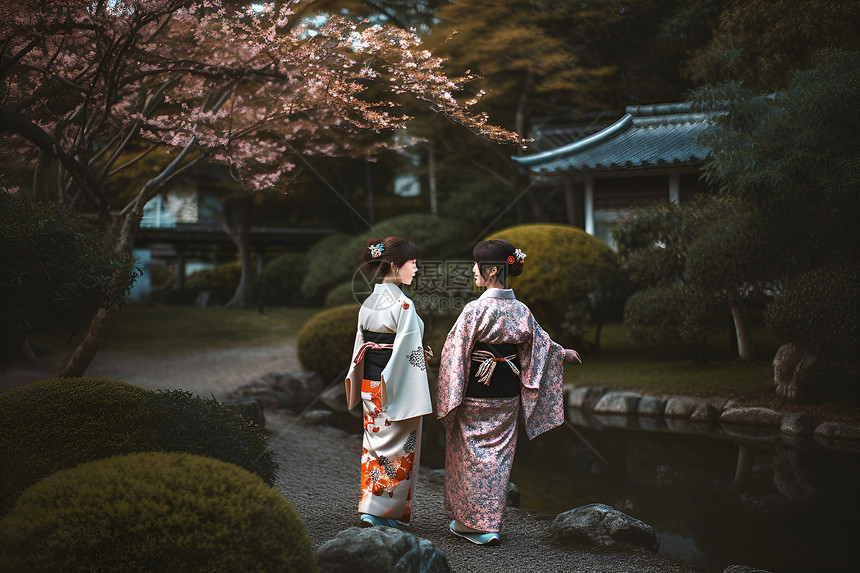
[
  {"left": 518, "top": 312, "right": 566, "bottom": 439},
  {"left": 379, "top": 299, "right": 433, "bottom": 421},
  {"left": 435, "top": 302, "right": 479, "bottom": 424},
  {"left": 344, "top": 327, "right": 365, "bottom": 411}
]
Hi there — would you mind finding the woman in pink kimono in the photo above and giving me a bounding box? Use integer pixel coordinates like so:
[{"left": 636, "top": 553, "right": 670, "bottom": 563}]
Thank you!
[
  {"left": 436, "top": 238, "right": 582, "bottom": 544},
  {"left": 345, "top": 236, "right": 433, "bottom": 528}
]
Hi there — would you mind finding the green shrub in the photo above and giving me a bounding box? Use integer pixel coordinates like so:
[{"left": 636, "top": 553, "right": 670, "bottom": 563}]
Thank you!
[
  {"left": 324, "top": 281, "right": 362, "bottom": 307},
  {"left": 0, "top": 378, "right": 277, "bottom": 516},
  {"left": 0, "top": 378, "right": 160, "bottom": 516},
  {"left": 302, "top": 215, "right": 471, "bottom": 305},
  {"left": 623, "top": 284, "right": 724, "bottom": 364},
  {"left": 0, "top": 452, "right": 317, "bottom": 573},
  {"left": 353, "top": 213, "right": 470, "bottom": 261},
  {"left": 149, "top": 261, "right": 176, "bottom": 290},
  {"left": 766, "top": 263, "right": 859, "bottom": 357},
  {"left": 186, "top": 261, "right": 243, "bottom": 305},
  {"left": 300, "top": 233, "right": 355, "bottom": 304},
  {"left": 297, "top": 304, "right": 360, "bottom": 381},
  {"left": 150, "top": 389, "right": 277, "bottom": 485},
  {"left": 259, "top": 252, "right": 310, "bottom": 306},
  {"left": 0, "top": 194, "right": 138, "bottom": 360},
  {"left": 487, "top": 224, "right": 620, "bottom": 347}
]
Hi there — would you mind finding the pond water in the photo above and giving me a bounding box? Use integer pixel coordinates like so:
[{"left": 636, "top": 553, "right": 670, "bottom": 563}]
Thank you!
[{"left": 419, "top": 411, "right": 860, "bottom": 573}]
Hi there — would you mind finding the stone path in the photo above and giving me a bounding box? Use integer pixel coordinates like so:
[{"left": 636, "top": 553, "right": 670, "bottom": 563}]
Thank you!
[{"left": 0, "top": 343, "right": 301, "bottom": 397}]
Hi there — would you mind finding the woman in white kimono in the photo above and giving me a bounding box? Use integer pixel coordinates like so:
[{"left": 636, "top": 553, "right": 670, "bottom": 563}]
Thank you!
[
  {"left": 344, "top": 236, "right": 433, "bottom": 528},
  {"left": 436, "top": 239, "right": 582, "bottom": 544}
]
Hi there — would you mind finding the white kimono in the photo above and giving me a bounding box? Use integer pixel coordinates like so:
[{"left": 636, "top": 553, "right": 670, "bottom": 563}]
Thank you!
[
  {"left": 344, "top": 282, "right": 432, "bottom": 523},
  {"left": 345, "top": 282, "right": 432, "bottom": 421}
]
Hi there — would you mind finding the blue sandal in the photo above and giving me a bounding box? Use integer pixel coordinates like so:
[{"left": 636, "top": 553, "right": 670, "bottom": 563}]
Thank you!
[
  {"left": 360, "top": 514, "right": 400, "bottom": 528},
  {"left": 448, "top": 521, "right": 500, "bottom": 545}
]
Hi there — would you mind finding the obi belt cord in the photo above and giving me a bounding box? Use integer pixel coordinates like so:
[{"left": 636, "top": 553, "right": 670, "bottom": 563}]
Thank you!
[
  {"left": 353, "top": 341, "right": 396, "bottom": 364},
  {"left": 470, "top": 349, "right": 521, "bottom": 386}
]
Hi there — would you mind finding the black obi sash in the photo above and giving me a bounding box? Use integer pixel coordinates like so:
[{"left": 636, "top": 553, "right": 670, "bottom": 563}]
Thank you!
[
  {"left": 362, "top": 330, "right": 395, "bottom": 381},
  {"left": 465, "top": 341, "right": 521, "bottom": 398}
]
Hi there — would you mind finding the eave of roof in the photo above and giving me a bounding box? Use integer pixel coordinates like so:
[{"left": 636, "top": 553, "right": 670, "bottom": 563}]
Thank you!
[{"left": 513, "top": 102, "right": 714, "bottom": 174}]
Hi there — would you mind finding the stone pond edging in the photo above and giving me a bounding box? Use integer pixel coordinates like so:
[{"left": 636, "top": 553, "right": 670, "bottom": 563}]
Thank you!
[{"left": 565, "top": 384, "right": 860, "bottom": 450}]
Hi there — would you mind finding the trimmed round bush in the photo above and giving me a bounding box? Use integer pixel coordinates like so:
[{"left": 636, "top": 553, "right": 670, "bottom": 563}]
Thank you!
[
  {"left": 150, "top": 389, "right": 278, "bottom": 485},
  {"left": 766, "top": 262, "right": 859, "bottom": 358},
  {"left": 149, "top": 261, "right": 176, "bottom": 290},
  {"left": 186, "top": 261, "right": 243, "bottom": 305},
  {"left": 0, "top": 452, "right": 317, "bottom": 573},
  {"left": 301, "top": 214, "right": 471, "bottom": 305},
  {"left": 297, "top": 304, "right": 360, "bottom": 381},
  {"left": 259, "top": 252, "right": 311, "bottom": 306},
  {"left": 0, "top": 378, "right": 278, "bottom": 516},
  {"left": 300, "top": 233, "right": 355, "bottom": 303},
  {"left": 349, "top": 213, "right": 470, "bottom": 261},
  {"left": 0, "top": 377, "right": 160, "bottom": 516},
  {"left": 487, "top": 224, "right": 620, "bottom": 346},
  {"left": 623, "top": 284, "right": 723, "bottom": 364},
  {"left": 324, "top": 281, "right": 363, "bottom": 307}
]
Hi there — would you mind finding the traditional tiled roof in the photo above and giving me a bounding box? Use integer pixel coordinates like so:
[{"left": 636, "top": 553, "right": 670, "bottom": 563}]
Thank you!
[{"left": 514, "top": 102, "right": 712, "bottom": 174}]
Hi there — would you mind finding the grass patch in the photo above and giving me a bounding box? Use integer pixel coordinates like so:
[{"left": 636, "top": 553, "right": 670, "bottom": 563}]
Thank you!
[
  {"left": 565, "top": 322, "right": 779, "bottom": 398},
  {"left": 427, "top": 313, "right": 779, "bottom": 400}
]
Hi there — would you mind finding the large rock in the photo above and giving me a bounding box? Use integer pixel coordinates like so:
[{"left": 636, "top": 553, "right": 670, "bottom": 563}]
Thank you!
[
  {"left": 230, "top": 370, "right": 326, "bottom": 410},
  {"left": 593, "top": 391, "right": 641, "bottom": 415},
  {"left": 315, "top": 526, "right": 449, "bottom": 573},
  {"left": 720, "top": 407, "right": 783, "bottom": 427},
  {"left": 664, "top": 396, "right": 706, "bottom": 419},
  {"left": 813, "top": 422, "right": 860, "bottom": 442},
  {"left": 637, "top": 395, "right": 667, "bottom": 417},
  {"left": 320, "top": 381, "right": 349, "bottom": 413},
  {"left": 780, "top": 413, "right": 816, "bottom": 436},
  {"left": 550, "top": 503, "right": 659, "bottom": 551},
  {"left": 773, "top": 343, "right": 818, "bottom": 402},
  {"left": 566, "top": 385, "right": 607, "bottom": 410},
  {"left": 689, "top": 403, "right": 718, "bottom": 425}
]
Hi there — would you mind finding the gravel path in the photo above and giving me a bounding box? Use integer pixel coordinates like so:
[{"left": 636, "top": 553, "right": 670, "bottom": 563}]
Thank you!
[
  {"left": 1, "top": 345, "right": 697, "bottom": 573},
  {"left": 1, "top": 343, "right": 301, "bottom": 398},
  {"left": 269, "top": 412, "right": 697, "bottom": 573}
]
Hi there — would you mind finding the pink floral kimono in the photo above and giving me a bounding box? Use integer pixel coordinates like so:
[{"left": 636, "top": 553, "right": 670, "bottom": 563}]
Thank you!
[{"left": 436, "top": 287, "right": 565, "bottom": 533}]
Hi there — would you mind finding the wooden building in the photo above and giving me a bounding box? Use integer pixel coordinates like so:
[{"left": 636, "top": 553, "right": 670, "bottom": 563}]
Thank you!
[{"left": 514, "top": 102, "right": 713, "bottom": 247}]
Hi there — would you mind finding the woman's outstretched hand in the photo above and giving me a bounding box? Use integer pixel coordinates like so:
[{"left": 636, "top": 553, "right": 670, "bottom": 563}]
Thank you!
[{"left": 564, "top": 349, "right": 582, "bottom": 364}]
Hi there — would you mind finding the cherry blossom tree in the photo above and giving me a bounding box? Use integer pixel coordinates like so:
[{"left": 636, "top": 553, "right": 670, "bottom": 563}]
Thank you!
[{"left": 0, "top": 0, "right": 519, "bottom": 376}]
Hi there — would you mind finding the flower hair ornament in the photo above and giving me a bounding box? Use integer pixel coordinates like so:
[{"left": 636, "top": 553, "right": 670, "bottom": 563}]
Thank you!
[
  {"left": 513, "top": 248, "right": 527, "bottom": 263},
  {"left": 369, "top": 243, "right": 385, "bottom": 259}
]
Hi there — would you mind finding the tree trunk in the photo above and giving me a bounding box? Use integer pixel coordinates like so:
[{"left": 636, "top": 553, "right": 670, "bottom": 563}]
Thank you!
[
  {"left": 59, "top": 209, "right": 142, "bottom": 377},
  {"left": 32, "top": 150, "right": 53, "bottom": 202},
  {"left": 223, "top": 197, "right": 253, "bottom": 308},
  {"left": 57, "top": 305, "right": 123, "bottom": 377},
  {"left": 512, "top": 75, "right": 546, "bottom": 222},
  {"left": 365, "top": 161, "right": 376, "bottom": 225},
  {"left": 728, "top": 295, "right": 755, "bottom": 362},
  {"left": 427, "top": 143, "right": 437, "bottom": 215},
  {"left": 56, "top": 131, "right": 202, "bottom": 377}
]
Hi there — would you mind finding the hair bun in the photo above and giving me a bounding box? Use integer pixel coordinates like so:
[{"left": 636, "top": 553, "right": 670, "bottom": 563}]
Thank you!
[
  {"left": 361, "top": 238, "right": 383, "bottom": 264},
  {"left": 508, "top": 260, "right": 524, "bottom": 277}
]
